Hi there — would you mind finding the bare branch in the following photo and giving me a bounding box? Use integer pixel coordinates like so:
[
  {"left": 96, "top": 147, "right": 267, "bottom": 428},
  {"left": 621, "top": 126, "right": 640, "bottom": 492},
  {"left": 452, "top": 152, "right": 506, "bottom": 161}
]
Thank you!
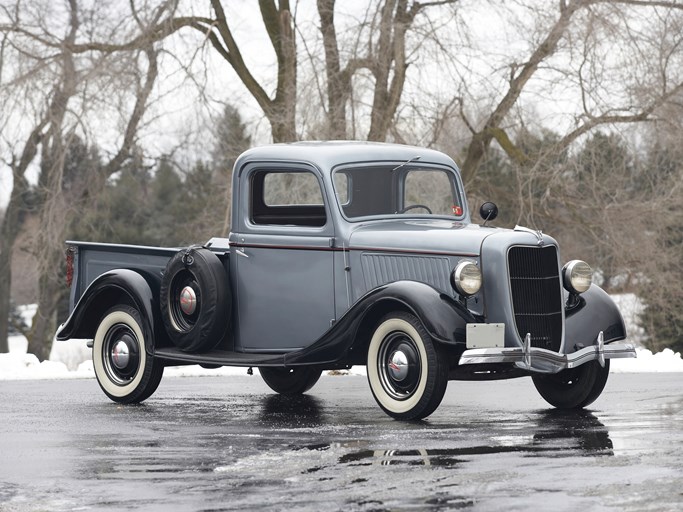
[
  {"left": 102, "top": 46, "right": 159, "bottom": 177},
  {"left": 602, "top": 0, "right": 683, "bottom": 8},
  {"left": 559, "top": 82, "right": 683, "bottom": 147},
  {"left": 460, "top": 0, "right": 591, "bottom": 181}
]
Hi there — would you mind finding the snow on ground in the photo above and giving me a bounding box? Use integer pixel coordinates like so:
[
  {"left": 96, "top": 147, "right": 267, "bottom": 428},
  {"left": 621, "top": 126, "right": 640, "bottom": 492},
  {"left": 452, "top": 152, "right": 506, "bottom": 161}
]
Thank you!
[
  {"left": 1, "top": 334, "right": 370, "bottom": 381},
  {"left": 2, "top": 294, "right": 682, "bottom": 381},
  {"left": 2, "top": 335, "right": 681, "bottom": 381},
  {"left": 0, "top": 335, "right": 260, "bottom": 381},
  {"left": 610, "top": 347, "right": 683, "bottom": 373}
]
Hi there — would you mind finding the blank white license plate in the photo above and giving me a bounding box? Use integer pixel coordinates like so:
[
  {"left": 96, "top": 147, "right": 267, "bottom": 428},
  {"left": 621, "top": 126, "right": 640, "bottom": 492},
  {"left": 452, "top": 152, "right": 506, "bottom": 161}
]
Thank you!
[{"left": 466, "top": 323, "right": 505, "bottom": 349}]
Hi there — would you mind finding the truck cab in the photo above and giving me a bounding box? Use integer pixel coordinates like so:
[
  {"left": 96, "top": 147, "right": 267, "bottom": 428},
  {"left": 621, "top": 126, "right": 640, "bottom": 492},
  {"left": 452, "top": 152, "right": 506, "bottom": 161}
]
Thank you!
[
  {"left": 228, "top": 143, "right": 468, "bottom": 352},
  {"left": 57, "top": 142, "right": 636, "bottom": 420}
]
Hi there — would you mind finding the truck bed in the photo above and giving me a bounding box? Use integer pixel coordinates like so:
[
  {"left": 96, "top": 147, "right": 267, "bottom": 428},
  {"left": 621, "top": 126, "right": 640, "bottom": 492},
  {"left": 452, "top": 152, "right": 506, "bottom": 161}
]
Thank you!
[{"left": 67, "top": 241, "right": 179, "bottom": 311}]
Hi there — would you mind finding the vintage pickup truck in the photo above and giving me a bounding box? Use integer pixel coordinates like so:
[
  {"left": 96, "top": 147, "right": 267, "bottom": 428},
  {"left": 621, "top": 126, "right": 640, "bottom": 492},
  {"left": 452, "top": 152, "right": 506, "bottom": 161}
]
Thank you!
[{"left": 57, "top": 142, "right": 636, "bottom": 420}]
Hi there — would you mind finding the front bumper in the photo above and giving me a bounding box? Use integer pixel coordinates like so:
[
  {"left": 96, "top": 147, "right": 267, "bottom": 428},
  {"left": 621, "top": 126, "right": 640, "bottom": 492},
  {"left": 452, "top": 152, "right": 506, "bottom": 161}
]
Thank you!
[{"left": 458, "top": 331, "right": 637, "bottom": 374}]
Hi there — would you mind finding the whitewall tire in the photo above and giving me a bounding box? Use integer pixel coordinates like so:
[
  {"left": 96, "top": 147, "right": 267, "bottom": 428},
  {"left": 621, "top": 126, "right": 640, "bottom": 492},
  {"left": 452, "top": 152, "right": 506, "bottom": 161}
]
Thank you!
[
  {"left": 367, "top": 312, "right": 448, "bottom": 420},
  {"left": 93, "top": 305, "right": 163, "bottom": 403}
]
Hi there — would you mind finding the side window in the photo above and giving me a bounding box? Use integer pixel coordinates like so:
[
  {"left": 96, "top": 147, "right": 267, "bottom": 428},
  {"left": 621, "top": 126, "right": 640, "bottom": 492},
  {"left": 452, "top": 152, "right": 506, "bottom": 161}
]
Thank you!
[
  {"left": 333, "top": 172, "right": 350, "bottom": 205},
  {"left": 251, "top": 170, "right": 327, "bottom": 227}
]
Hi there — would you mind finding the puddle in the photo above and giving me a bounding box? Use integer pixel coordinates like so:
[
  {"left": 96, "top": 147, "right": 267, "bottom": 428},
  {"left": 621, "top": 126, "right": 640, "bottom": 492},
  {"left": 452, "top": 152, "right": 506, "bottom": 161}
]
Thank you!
[
  {"left": 340, "top": 448, "right": 466, "bottom": 467},
  {"left": 338, "top": 409, "right": 614, "bottom": 466}
]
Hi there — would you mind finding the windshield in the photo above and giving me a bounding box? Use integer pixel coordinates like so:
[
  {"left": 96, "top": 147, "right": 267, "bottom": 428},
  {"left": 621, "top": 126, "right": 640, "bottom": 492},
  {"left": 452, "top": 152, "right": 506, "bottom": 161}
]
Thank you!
[{"left": 333, "top": 164, "right": 465, "bottom": 220}]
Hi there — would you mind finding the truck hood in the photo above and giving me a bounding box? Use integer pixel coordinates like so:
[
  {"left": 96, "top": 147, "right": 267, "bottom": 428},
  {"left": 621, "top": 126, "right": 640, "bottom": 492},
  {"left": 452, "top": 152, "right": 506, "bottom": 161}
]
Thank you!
[
  {"left": 347, "top": 219, "right": 557, "bottom": 257},
  {"left": 347, "top": 219, "right": 498, "bottom": 257}
]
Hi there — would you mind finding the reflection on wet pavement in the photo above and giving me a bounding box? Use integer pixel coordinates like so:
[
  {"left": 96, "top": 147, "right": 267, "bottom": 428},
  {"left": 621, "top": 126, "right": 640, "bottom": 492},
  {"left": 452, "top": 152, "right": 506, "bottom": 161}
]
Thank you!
[
  {"left": 1, "top": 375, "right": 681, "bottom": 511},
  {"left": 258, "top": 394, "right": 326, "bottom": 427},
  {"left": 335, "top": 410, "right": 613, "bottom": 467},
  {"left": 76, "top": 394, "right": 623, "bottom": 510}
]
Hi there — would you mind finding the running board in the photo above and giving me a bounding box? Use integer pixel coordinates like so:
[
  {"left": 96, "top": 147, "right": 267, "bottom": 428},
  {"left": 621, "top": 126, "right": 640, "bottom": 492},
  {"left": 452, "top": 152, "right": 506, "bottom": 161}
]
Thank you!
[{"left": 153, "top": 347, "right": 286, "bottom": 367}]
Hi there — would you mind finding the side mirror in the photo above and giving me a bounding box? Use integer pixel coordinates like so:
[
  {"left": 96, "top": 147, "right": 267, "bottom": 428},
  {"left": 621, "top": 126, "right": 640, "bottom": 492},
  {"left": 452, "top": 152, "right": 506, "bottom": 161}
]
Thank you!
[{"left": 479, "top": 202, "right": 498, "bottom": 224}]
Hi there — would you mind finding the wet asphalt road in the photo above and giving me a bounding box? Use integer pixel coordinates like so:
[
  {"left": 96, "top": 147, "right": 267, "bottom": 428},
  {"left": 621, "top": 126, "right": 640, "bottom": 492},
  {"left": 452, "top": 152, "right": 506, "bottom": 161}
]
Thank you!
[{"left": 0, "top": 372, "right": 681, "bottom": 512}]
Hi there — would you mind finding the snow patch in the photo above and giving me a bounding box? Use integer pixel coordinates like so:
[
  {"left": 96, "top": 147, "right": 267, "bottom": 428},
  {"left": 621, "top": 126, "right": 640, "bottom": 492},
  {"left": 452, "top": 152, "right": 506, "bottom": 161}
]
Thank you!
[
  {"left": 2, "top": 295, "right": 681, "bottom": 381},
  {"left": 0, "top": 351, "right": 84, "bottom": 380},
  {"left": 611, "top": 347, "right": 683, "bottom": 373}
]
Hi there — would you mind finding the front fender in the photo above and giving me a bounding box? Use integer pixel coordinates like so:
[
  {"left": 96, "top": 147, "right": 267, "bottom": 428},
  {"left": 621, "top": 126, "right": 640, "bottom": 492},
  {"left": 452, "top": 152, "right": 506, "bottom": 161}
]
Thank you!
[
  {"left": 367, "top": 281, "right": 478, "bottom": 344},
  {"left": 565, "top": 284, "right": 626, "bottom": 353},
  {"left": 56, "top": 269, "right": 159, "bottom": 353},
  {"left": 285, "top": 280, "right": 476, "bottom": 366}
]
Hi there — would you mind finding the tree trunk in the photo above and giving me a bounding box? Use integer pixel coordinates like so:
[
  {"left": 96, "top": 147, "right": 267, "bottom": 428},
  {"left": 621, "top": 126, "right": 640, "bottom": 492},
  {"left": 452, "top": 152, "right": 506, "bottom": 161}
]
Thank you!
[
  {"left": 269, "top": 110, "right": 298, "bottom": 143},
  {"left": 27, "top": 265, "right": 65, "bottom": 362},
  {"left": 0, "top": 173, "right": 30, "bottom": 353},
  {"left": 318, "top": 0, "right": 348, "bottom": 139},
  {"left": 206, "top": 1, "right": 298, "bottom": 143},
  {"left": 367, "top": 0, "right": 413, "bottom": 142},
  {"left": 460, "top": 131, "right": 490, "bottom": 184},
  {"left": 264, "top": 1, "right": 297, "bottom": 142},
  {"left": 0, "top": 251, "right": 11, "bottom": 353}
]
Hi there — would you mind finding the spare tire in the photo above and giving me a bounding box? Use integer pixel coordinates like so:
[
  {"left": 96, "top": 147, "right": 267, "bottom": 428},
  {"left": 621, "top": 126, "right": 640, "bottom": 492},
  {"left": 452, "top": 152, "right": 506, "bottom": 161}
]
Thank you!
[{"left": 160, "top": 247, "right": 231, "bottom": 352}]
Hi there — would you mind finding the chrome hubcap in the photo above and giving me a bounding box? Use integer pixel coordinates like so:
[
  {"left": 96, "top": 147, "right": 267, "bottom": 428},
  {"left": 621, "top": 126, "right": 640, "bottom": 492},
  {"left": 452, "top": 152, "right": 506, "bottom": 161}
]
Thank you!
[
  {"left": 388, "top": 350, "right": 409, "bottom": 381},
  {"left": 179, "top": 286, "right": 197, "bottom": 315},
  {"left": 378, "top": 332, "right": 421, "bottom": 401},
  {"left": 111, "top": 340, "right": 130, "bottom": 369},
  {"left": 103, "top": 325, "right": 140, "bottom": 386}
]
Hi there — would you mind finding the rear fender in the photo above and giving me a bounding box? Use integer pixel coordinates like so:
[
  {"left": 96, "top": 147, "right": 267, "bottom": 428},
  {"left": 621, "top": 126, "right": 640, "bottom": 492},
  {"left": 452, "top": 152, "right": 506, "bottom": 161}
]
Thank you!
[
  {"left": 56, "top": 269, "right": 161, "bottom": 354},
  {"left": 565, "top": 284, "right": 626, "bottom": 353}
]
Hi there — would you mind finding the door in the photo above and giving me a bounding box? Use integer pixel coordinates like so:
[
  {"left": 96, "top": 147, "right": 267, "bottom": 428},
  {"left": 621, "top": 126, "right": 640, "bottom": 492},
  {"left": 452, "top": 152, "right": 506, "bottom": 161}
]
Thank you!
[{"left": 232, "top": 166, "right": 336, "bottom": 352}]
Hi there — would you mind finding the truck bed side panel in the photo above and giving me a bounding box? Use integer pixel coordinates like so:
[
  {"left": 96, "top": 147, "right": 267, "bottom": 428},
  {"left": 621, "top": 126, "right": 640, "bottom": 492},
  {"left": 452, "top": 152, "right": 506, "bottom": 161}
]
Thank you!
[{"left": 69, "top": 241, "right": 178, "bottom": 312}]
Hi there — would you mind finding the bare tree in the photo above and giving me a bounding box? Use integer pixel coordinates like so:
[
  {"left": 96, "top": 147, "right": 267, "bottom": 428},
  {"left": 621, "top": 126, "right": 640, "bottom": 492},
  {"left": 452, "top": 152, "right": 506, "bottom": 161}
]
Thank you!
[
  {"left": 316, "top": 0, "right": 460, "bottom": 141},
  {"left": 450, "top": 0, "right": 683, "bottom": 183},
  {"left": 0, "top": 0, "right": 162, "bottom": 357},
  {"left": 21, "top": 1, "right": 297, "bottom": 142},
  {"left": 16, "top": 1, "right": 463, "bottom": 144}
]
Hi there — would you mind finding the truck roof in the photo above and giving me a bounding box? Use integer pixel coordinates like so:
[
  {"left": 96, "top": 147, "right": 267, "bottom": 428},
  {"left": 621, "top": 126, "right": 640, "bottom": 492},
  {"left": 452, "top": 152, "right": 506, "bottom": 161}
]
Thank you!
[{"left": 233, "top": 141, "right": 460, "bottom": 174}]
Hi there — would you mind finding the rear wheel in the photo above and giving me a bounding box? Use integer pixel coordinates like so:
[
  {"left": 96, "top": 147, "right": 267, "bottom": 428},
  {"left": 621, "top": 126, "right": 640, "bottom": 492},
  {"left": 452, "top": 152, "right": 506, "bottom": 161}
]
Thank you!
[
  {"left": 367, "top": 312, "right": 448, "bottom": 420},
  {"left": 532, "top": 360, "right": 610, "bottom": 409},
  {"left": 259, "top": 367, "right": 323, "bottom": 395},
  {"left": 93, "top": 305, "right": 163, "bottom": 404}
]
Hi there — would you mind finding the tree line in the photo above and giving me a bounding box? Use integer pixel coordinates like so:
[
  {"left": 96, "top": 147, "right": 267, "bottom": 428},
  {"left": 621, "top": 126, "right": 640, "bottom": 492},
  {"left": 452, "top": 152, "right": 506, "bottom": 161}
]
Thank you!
[{"left": 2, "top": 0, "right": 683, "bottom": 357}]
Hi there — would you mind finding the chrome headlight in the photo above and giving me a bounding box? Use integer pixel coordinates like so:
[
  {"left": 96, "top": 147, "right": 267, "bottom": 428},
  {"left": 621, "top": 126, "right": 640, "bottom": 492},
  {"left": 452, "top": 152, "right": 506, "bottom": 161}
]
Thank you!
[
  {"left": 562, "top": 260, "right": 592, "bottom": 294},
  {"left": 451, "top": 261, "right": 482, "bottom": 296}
]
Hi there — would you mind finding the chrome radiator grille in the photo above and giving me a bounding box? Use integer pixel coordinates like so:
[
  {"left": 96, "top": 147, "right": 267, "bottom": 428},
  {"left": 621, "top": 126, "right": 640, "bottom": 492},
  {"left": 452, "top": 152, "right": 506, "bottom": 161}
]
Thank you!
[{"left": 508, "top": 246, "right": 563, "bottom": 351}]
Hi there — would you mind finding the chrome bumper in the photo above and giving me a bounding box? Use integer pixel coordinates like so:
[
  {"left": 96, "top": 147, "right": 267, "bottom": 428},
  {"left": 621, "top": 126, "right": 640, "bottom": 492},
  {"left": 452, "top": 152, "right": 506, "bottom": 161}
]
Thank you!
[{"left": 458, "top": 331, "right": 637, "bottom": 374}]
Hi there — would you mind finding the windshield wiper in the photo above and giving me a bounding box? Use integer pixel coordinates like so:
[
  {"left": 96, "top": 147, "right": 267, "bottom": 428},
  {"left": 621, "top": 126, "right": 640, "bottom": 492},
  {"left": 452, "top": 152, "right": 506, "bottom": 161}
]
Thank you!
[{"left": 392, "top": 155, "right": 421, "bottom": 172}]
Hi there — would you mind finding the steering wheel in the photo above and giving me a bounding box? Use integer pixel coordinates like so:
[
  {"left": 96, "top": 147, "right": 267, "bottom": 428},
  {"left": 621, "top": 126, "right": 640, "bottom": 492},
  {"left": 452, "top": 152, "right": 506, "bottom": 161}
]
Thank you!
[{"left": 398, "top": 204, "right": 432, "bottom": 214}]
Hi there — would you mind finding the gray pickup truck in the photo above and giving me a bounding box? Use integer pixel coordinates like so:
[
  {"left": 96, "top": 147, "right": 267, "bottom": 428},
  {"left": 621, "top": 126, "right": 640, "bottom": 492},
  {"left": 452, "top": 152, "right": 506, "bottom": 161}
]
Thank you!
[{"left": 57, "top": 142, "right": 636, "bottom": 420}]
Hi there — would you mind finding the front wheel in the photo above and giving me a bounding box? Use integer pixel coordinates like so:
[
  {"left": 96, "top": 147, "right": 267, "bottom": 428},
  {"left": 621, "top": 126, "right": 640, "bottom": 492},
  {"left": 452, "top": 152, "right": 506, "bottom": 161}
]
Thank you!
[
  {"left": 532, "top": 360, "right": 610, "bottom": 409},
  {"left": 93, "top": 305, "right": 164, "bottom": 404},
  {"left": 367, "top": 312, "right": 448, "bottom": 420},
  {"left": 259, "top": 367, "right": 323, "bottom": 395}
]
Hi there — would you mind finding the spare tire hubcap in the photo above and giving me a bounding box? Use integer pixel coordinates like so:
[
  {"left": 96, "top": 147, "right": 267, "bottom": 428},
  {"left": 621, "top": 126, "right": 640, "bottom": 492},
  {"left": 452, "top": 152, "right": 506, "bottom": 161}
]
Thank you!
[{"left": 179, "top": 286, "right": 197, "bottom": 315}]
